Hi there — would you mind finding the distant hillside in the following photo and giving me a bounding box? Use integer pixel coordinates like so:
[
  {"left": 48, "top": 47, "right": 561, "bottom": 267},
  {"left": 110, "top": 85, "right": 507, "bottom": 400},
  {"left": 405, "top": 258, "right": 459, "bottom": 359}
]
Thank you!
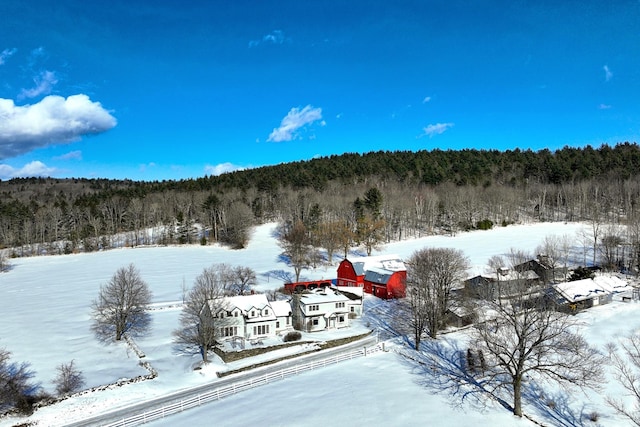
[{"left": 1, "top": 143, "right": 640, "bottom": 254}]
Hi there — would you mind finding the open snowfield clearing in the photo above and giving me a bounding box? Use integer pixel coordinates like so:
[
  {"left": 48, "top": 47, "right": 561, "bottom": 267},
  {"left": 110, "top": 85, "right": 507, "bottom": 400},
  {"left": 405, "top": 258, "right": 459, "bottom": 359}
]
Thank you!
[{"left": 2, "top": 221, "right": 636, "bottom": 426}]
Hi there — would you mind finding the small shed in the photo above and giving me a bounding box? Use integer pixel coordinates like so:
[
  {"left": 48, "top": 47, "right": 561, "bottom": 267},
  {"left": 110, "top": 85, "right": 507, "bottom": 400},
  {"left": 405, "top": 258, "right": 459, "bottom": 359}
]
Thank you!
[{"left": 551, "top": 278, "right": 612, "bottom": 312}]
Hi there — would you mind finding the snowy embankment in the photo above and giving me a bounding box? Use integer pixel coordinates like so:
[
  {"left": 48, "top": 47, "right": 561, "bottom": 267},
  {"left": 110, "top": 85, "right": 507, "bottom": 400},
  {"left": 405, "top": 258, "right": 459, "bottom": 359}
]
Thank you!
[{"left": 3, "top": 221, "right": 635, "bottom": 426}]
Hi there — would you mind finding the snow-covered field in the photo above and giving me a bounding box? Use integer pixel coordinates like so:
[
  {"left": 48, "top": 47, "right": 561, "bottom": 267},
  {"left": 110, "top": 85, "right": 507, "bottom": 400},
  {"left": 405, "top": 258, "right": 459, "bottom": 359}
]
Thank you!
[{"left": 0, "top": 221, "right": 637, "bottom": 426}]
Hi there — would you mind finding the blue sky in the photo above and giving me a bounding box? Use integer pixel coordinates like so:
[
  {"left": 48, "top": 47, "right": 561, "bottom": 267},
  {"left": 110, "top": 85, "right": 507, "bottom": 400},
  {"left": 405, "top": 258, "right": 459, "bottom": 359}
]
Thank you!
[{"left": 0, "top": 1, "right": 639, "bottom": 181}]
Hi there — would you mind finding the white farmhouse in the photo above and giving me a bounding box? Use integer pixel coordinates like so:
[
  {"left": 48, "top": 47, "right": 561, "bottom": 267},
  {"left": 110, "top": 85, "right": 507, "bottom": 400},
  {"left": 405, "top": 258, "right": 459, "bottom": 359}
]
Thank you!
[
  {"left": 210, "top": 294, "right": 292, "bottom": 341},
  {"left": 335, "top": 286, "right": 364, "bottom": 317},
  {"left": 291, "top": 288, "right": 351, "bottom": 332},
  {"left": 271, "top": 300, "right": 294, "bottom": 334}
]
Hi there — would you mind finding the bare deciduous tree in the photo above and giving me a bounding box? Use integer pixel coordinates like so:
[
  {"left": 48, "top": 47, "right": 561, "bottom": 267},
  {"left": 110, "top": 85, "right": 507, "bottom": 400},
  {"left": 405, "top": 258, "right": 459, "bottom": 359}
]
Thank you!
[
  {"left": 277, "top": 220, "right": 314, "bottom": 282},
  {"left": 403, "top": 247, "right": 469, "bottom": 347},
  {"left": 91, "top": 264, "right": 153, "bottom": 341},
  {"left": 230, "top": 265, "right": 257, "bottom": 295},
  {"left": 600, "top": 224, "right": 625, "bottom": 271},
  {"left": 607, "top": 333, "right": 640, "bottom": 425},
  {"left": 314, "top": 219, "right": 344, "bottom": 264},
  {"left": 535, "top": 234, "right": 565, "bottom": 282},
  {"left": 53, "top": 360, "right": 85, "bottom": 396},
  {"left": 219, "top": 199, "right": 254, "bottom": 249},
  {"left": 473, "top": 281, "right": 605, "bottom": 417},
  {"left": 0, "top": 250, "right": 9, "bottom": 273},
  {"left": 586, "top": 216, "right": 603, "bottom": 267},
  {"left": 0, "top": 348, "right": 39, "bottom": 414},
  {"left": 173, "top": 265, "right": 231, "bottom": 363},
  {"left": 356, "top": 215, "right": 386, "bottom": 256}
]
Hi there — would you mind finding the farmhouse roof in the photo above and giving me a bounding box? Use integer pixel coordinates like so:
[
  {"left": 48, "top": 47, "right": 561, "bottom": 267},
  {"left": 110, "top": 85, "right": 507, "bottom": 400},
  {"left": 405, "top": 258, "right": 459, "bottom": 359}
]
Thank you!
[
  {"left": 335, "top": 286, "right": 364, "bottom": 299},
  {"left": 553, "top": 278, "right": 610, "bottom": 303},
  {"left": 466, "top": 269, "right": 539, "bottom": 282},
  {"left": 270, "top": 300, "right": 292, "bottom": 317},
  {"left": 364, "top": 267, "right": 394, "bottom": 285},
  {"left": 210, "top": 294, "right": 278, "bottom": 321},
  {"left": 223, "top": 293, "right": 270, "bottom": 312},
  {"left": 299, "top": 288, "right": 350, "bottom": 304},
  {"left": 347, "top": 254, "right": 405, "bottom": 275},
  {"left": 592, "top": 274, "right": 631, "bottom": 293}
]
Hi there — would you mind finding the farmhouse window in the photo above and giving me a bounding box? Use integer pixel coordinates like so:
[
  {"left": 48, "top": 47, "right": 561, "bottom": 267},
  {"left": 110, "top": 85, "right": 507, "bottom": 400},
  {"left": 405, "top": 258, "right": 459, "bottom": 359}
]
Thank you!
[
  {"left": 253, "top": 324, "right": 269, "bottom": 335},
  {"left": 221, "top": 326, "right": 237, "bottom": 337}
]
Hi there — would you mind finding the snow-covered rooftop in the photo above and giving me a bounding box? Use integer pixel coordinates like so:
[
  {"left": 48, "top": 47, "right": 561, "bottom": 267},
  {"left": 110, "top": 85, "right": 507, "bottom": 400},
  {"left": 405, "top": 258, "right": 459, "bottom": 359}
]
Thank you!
[
  {"left": 335, "top": 285, "right": 364, "bottom": 298},
  {"left": 553, "top": 278, "right": 610, "bottom": 303},
  {"left": 299, "top": 288, "right": 350, "bottom": 304},
  {"left": 348, "top": 254, "right": 406, "bottom": 275},
  {"left": 593, "top": 274, "right": 631, "bottom": 293},
  {"left": 467, "top": 269, "right": 539, "bottom": 282},
  {"left": 270, "top": 300, "right": 292, "bottom": 317},
  {"left": 364, "top": 266, "right": 394, "bottom": 284}
]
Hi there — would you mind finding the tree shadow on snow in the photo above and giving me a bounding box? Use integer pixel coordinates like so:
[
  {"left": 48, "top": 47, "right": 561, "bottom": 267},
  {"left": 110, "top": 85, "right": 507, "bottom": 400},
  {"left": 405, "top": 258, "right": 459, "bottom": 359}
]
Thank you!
[
  {"left": 263, "top": 269, "right": 295, "bottom": 284},
  {"left": 91, "top": 311, "right": 153, "bottom": 345},
  {"left": 361, "top": 299, "right": 407, "bottom": 342},
  {"left": 522, "top": 381, "right": 606, "bottom": 427},
  {"left": 397, "top": 338, "right": 511, "bottom": 414},
  {"left": 397, "top": 337, "right": 606, "bottom": 426},
  {"left": 277, "top": 253, "right": 290, "bottom": 266}
]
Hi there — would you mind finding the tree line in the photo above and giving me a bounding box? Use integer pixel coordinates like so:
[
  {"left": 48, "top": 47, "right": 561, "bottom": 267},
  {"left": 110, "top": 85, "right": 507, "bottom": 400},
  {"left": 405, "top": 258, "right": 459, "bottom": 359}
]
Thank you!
[{"left": 3, "top": 143, "right": 640, "bottom": 256}]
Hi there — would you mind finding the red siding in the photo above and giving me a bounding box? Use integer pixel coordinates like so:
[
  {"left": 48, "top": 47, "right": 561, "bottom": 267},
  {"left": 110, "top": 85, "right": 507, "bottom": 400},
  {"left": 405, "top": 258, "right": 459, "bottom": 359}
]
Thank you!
[
  {"left": 364, "top": 271, "right": 406, "bottom": 299},
  {"left": 337, "top": 260, "right": 364, "bottom": 287},
  {"left": 338, "top": 258, "right": 406, "bottom": 299}
]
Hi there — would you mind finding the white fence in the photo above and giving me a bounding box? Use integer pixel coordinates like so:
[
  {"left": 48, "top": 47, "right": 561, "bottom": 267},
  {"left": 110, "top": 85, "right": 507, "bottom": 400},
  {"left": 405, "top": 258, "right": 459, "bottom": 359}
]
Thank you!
[{"left": 102, "top": 343, "right": 383, "bottom": 427}]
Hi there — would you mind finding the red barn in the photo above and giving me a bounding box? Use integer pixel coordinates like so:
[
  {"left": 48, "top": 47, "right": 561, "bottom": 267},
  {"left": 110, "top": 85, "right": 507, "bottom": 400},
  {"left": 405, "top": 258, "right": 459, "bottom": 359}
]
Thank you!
[
  {"left": 364, "top": 268, "right": 406, "bottom": 299},
  {"left": 337, "top": 254, "right": 406, "bottom": 299}
]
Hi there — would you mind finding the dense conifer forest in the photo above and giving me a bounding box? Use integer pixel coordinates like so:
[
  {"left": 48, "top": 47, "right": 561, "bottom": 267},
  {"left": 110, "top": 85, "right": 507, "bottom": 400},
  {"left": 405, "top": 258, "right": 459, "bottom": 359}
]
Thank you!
[{"left": 2, "top": 143, "right": 640, "bottom": 256}]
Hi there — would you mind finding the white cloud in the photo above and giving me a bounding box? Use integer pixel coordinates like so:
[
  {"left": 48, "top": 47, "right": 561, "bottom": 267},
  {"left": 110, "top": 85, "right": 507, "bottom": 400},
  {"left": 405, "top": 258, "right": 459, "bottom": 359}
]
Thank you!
[
  {"left": 599, "top": 103, "right": 612, "bottom": 110},
  {"left": 0, "top": 160, "right": 57, "bottom": 179},
  {"left": 0, "top": 48, "right": 17, "bottom": 65},
  {"left": 268, "top": 105, "right": 323, "bottom": 142},
  {"left": 249, "top": 30, "right": 287, "bottom": 48},
  {"left": 54, "top": 150, "right": 83, "bottom": 161},
  {"left": 138, "top": 162, "right": 157, "bottom": 174},
  {"left": 19, "top": 70, "right": 58, "bottom": 99},
  {"left": 0, "top": 94, "right": 117, "bottom": 159},
  {"left": 604, "top": 65, "right": 613, "bottom": 82},
  {"left": 420, "top": 122, "right": 454, "bottom": 138},
  {"left": 31, "top": 47, "right": 45, "bottom": 57},
  {"left": 204, "top": 162, "right": 244, "bottom": 176},
  {"left": 422, "top": 96, "right": 432, "bottom": 103}
]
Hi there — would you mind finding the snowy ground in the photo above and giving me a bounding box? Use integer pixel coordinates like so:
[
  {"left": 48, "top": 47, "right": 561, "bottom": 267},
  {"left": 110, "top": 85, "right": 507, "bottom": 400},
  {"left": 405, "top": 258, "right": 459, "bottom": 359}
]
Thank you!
[{"left": 0, "top": 221, "right": 637, "bottom": 426}]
